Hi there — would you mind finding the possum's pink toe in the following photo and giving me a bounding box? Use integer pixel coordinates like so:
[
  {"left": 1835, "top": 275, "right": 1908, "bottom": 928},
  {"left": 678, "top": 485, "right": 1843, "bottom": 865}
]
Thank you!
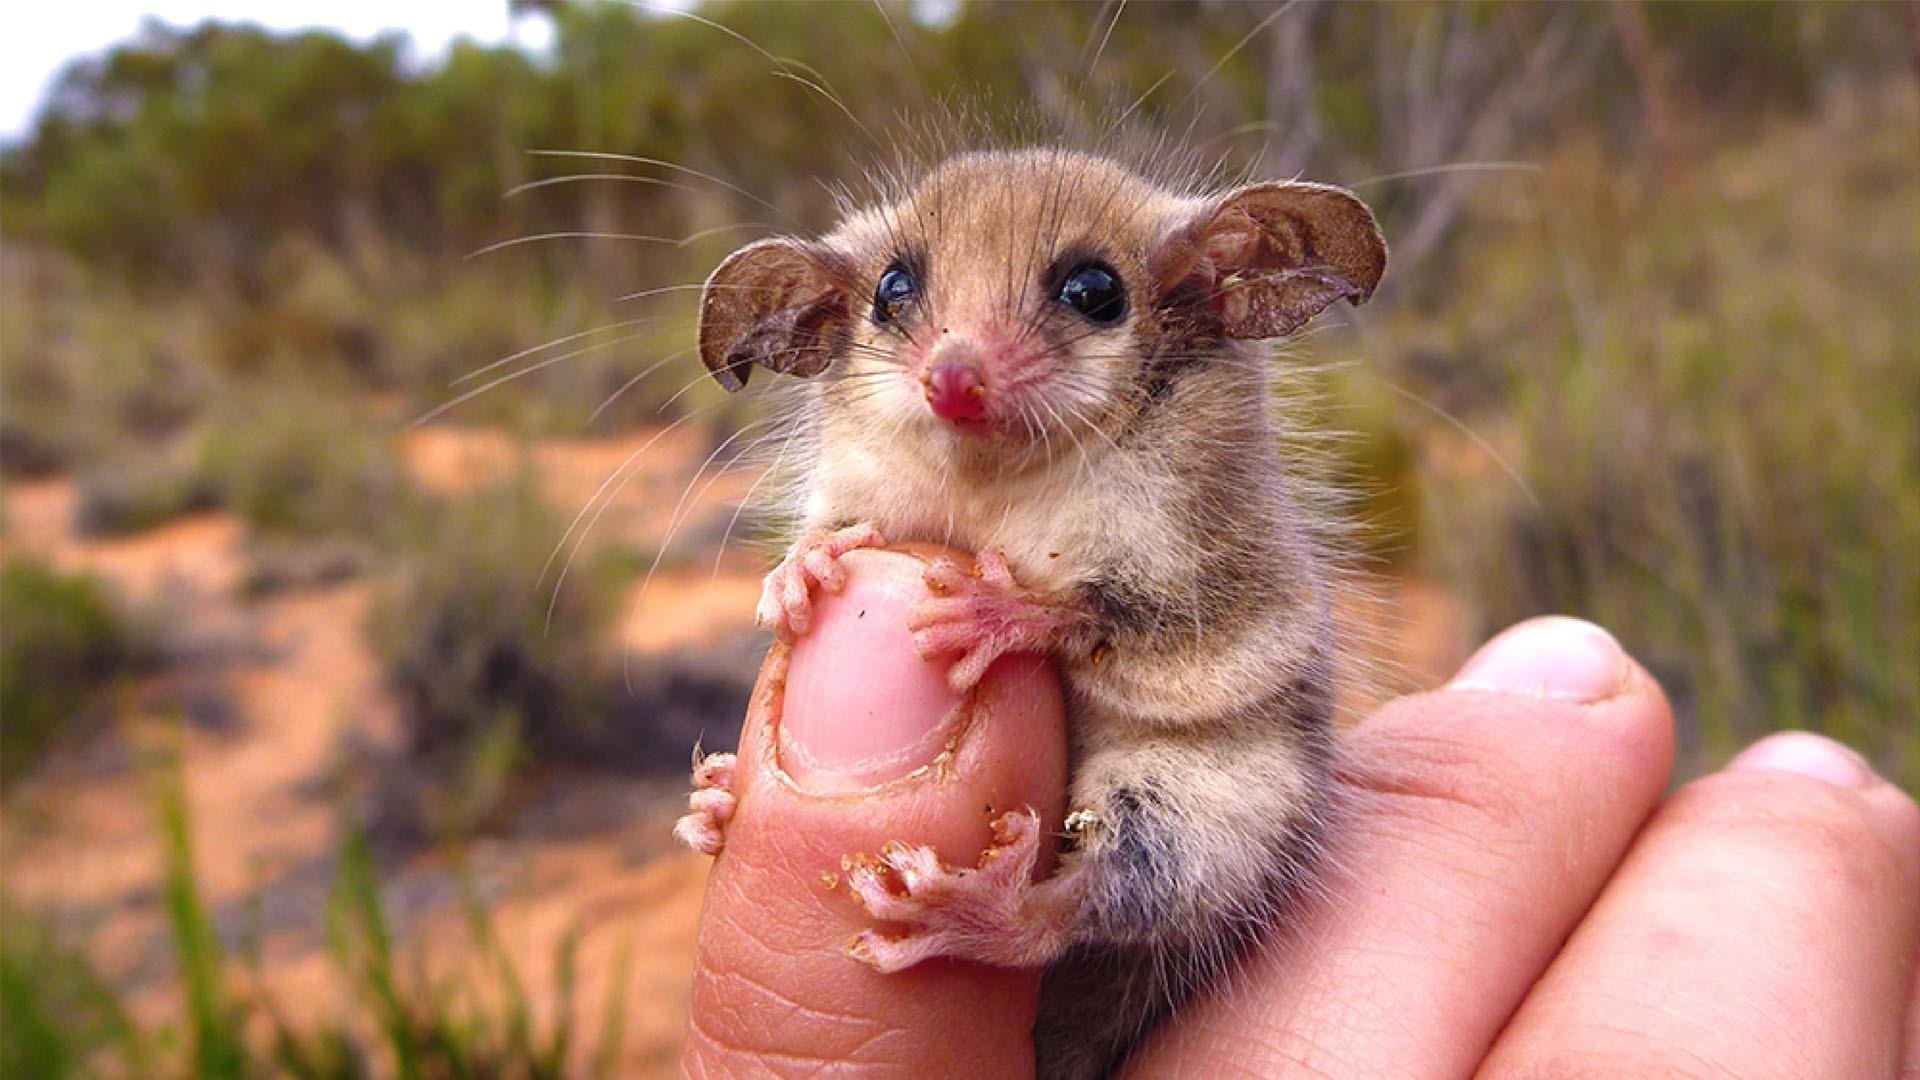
[{"left": 840, "top": 810, "right": 1075, "bottom": 970}]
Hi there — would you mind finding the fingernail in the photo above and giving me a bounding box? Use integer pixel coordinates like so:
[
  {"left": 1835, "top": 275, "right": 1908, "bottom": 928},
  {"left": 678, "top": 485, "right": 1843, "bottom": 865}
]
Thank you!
[
  {"left": 1727, "top": 732, "right": 1874, "bottom": 788},
  {"left": 1447, "top": 617, "right": 1628, "bottom": 703},
  {"left": 779, "top": 550, "right": 967, "bottom": 795}
]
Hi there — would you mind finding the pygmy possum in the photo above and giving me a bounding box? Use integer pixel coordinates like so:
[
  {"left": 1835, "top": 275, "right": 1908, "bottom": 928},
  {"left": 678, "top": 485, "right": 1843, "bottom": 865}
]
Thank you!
[{"left": 674, "top": 147, "right": 1386, "bottom": 1079}]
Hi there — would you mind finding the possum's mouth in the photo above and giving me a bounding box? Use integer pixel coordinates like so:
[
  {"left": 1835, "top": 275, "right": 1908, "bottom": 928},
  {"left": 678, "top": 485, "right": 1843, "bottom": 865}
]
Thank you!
[{"left": 940, "top": 415, "right": 995, "bottom": 438}]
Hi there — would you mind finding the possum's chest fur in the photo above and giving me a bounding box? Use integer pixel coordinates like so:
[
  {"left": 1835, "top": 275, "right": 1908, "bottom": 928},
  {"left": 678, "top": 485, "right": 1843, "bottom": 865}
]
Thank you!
[
  {"left": 796, "top": 384, "right": 1333, "bottom": 731},
  {"left": 810, "top": 426, "right": 1122, "bottom": 595}
]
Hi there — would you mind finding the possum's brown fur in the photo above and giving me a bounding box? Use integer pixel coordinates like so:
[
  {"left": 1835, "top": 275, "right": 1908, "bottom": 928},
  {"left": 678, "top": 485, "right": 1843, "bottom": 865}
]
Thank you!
[{"left": 698, "top": 146, "right": 1385, "bottom": 1079}]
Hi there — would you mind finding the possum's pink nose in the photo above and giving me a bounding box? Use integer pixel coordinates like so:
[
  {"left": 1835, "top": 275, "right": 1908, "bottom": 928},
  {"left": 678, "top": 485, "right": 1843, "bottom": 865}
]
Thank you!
[{"left": 924, "top": 360, "right": 988, "bottom": 424}]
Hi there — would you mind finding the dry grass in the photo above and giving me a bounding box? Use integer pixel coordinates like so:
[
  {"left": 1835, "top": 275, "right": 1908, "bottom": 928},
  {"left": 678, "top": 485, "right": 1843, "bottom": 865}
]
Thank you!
[{"left": 1381, "top": 90, "right": 1919, "bottom": 784}]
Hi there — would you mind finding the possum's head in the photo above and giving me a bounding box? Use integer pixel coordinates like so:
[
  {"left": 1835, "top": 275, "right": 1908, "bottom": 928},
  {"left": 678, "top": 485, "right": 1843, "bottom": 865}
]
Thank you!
[{"left": 697, "top": 149, "right": 1385, "bottom": 449}]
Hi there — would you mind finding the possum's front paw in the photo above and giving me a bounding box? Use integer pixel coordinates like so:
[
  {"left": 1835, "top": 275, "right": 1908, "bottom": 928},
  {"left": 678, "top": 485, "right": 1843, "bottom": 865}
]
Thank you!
[
  {"left": 908, "top": 549, "right": 1080, "bottom": 692},
  {"left": 672, "top": 751, "right": 737, "bottom": 857},
  {"left": 755, "top": 523, "right": 886, "bottom": 642},
  {"left": 844, "top": 810, "right": 1083, "bottom": 972}
]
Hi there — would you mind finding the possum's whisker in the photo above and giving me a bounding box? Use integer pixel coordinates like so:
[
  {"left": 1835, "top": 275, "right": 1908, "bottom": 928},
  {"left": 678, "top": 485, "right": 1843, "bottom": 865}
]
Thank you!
[
  {"left": 1034, "top": 396, "right": 1079, "bottom": 477},
  {"left": 1079, "top": 0, "right": 1127, "bottom": 84},
  {"left": 524, "top": 151, "right": 795, "bottom": 227},
  {"left": 1109, "top": 68, "right": 1177, "bottom": 133},
  {"left": 620, "top": 1, "right": 877, "bottom": 148},
  {"left": 1364, "top": 372, "right": 1542, "bottom": 510},
  {"left": 502, "top": 173, "right": 704, "bottom": 200},
  {"left": 1022, "top": 396, "right": 1054, "bottom": 472},
  {"left": 588, "top": 347, "right": 696, "bottom": 426},
  {"left": 1347, "top": 161, "right": 1543, "bottom": 189},
  {"left": 411, "top": 330, "right": 655, "bottom": 428},
  {"left": 1066, "top": 399, "right": 1124, "bottom": 456},
  {"left": 614, "top": 282, "right": 746, "bottom": 305},
  {"left": 637, "top": 417, "right": 773, "bottom": 617},
  {"left": 540, "top": 405, "right": 718, "bottom": 631},
  {"left": 466, "top": 230, "right": 680, "bottom": 259},
  {"left": 769, "top": 70, "right": 882, "bottom": 148},
  {"left": 654, "top": 366, "right": 731, "bottom": 414},
  {"left": 869, "top": 0, "right": 924, "bottom": 83},
  {"left": 1195, "top": 120, "right": 1287, "bottom": 152},
  {"left": 712, "top": 425, "right": 800, "bottom": 580},
  {"left": 624, "top": 417, "right": 779, "bottom": 691},
  {"left": 453, "top": 317, "right": 660, "bottom": 386},
  {"left": 675, "top": 222, "right": 775, "bottom": 248}
]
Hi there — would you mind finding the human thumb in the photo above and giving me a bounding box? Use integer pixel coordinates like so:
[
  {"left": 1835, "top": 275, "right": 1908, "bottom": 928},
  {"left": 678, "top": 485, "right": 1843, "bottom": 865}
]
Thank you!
[{"left": 683, "top": 547, "right": 1069, "bottom": 1076}]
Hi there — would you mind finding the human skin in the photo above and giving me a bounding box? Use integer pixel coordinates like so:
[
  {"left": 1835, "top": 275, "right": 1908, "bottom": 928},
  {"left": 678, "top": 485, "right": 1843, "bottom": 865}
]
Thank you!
[{"left": 682, "top": 549, "right": 1920, "bottom": 1077}]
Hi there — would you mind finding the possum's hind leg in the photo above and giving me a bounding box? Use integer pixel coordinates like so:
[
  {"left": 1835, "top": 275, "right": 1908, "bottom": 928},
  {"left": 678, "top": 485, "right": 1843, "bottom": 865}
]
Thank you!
[
  {"left": 755, "top": 523, "right": 886, "bottom": 641},
  {"left": 1033, "top": 704, "right": 1336, "bottom": 1080},
  {"left": 844, "top": 809, "right": 1085, "bottom": 971}
]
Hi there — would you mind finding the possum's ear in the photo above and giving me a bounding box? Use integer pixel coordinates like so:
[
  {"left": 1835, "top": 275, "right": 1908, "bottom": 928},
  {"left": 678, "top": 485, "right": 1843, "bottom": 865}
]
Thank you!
[
  {"left": 698, "top": 238, "right": 853, "bottom": 391},
  {"left": 1151, "top": 182, "right": 1386, "bottom": 340}
]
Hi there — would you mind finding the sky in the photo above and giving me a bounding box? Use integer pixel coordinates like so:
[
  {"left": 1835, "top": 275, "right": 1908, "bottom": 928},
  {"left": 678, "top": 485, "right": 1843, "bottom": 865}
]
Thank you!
[{"left": 0, "top": 3, "right": 557, "bottom": 142}]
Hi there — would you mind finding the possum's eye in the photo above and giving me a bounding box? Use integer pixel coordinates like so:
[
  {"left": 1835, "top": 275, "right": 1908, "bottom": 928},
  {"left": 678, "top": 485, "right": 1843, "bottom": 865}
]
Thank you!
[
  {"left": 1056, "top": 262, "right": 1127, "bottom": 324},
  {"left": 873, "top": 262, "right": 917, "bottom": 325}
]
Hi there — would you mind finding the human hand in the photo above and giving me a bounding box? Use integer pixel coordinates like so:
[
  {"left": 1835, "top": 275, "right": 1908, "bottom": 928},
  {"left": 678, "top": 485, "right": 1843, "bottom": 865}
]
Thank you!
[{"left": 682, "top": 549, "right": 1920, "bottom": 1077}]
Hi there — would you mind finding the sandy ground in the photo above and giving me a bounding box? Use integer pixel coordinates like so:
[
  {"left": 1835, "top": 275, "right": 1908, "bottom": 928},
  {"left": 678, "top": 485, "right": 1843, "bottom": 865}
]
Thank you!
[
  {"left": 1, "top": 427, "right": 765, "bottom": 1074},
  {"left": 1, "top": 424, "right": 1462, "bottom": 1074}
]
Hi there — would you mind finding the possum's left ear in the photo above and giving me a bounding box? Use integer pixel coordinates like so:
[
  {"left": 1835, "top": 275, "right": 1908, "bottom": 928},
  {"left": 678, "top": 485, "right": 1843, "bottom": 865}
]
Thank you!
[
  {"left": 1151, "top": 182, "right": 1386, "bottom": 340},
  {"left": 698, "top": 238, "right": 853, "bottom": 391}
]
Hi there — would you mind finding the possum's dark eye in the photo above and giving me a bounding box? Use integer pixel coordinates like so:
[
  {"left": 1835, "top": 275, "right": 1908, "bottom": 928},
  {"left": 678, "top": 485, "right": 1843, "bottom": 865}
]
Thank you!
[
  {"left": 873, "top": 262, "right": 916, "bottom": 324},
  {"left": 1056, "top": 262, "right": 1127, "bottom": 324}
]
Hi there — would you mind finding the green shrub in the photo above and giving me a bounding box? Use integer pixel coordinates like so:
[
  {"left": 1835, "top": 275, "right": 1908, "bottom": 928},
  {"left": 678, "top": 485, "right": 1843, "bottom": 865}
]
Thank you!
[
  {"left": 0, "top": 561, "right": 148, "bottom": 786},
  {"left": 73, "top": 456, "right": 221, "bottom": 537},
  {"left": 367, "top": 476, "right": 619, "bottom": 773},
  {"left": 0, "top": 906, "right": 147, "bottom": 1078},
  {"left": 196, "top": 386, "right": 406, "bottom": 539},
  {"left": 385, "top": 266, "right": 721, "bottom": 437},
  {"left": 1, "top": 247, "right": 217, "bottom": 478},
  {"left": 1, "top": 758, "right": 635, "bottom": 1078},
  {"left": 1410, "top": 103, "right": 1919, "bottom": 787}
]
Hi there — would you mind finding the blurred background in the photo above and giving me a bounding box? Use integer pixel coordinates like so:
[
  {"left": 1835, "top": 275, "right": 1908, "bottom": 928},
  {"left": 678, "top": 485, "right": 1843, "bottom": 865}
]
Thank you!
[{"left": 1, "top": 1, "right": 1914, "bottom": 1074}]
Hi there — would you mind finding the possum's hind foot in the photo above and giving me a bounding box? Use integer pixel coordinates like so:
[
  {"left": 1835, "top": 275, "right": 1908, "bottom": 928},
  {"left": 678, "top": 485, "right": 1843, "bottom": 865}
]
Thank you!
[
  {"left": 672, "top": 751, "right": 738, "bottom": 857},
  {"left": 755, "top": 523, "right": 886, "bottom": 642},
  {"left": 845, "top": 809, "right": 1082, "bottom": 972},
  {"left": 908, "top": 549, "right": 1083, "bottom": 692}
]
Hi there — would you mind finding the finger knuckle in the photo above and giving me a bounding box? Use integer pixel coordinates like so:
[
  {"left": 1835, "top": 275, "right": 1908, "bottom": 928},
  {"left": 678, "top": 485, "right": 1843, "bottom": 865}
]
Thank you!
[
  {"left": 1340, "top": 695, "right": 1590, "bottom": 835},
  {"left": 1664, "top": 771, "right": 1910, "bottom": 895}
]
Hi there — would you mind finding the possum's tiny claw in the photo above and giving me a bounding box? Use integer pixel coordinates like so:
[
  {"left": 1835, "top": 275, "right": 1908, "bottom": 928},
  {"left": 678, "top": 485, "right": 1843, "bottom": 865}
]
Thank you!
[
  {"left": 921, "top": 555, "right": 972, "bottom": 594},
  {"left": 974, "top": 549, "right": 1019, "bottom": 589},
  {"left": 674, "top": 751, "right": 738, "bottom": 857},
  {"left": 1063, "top": 808, "right": 1104, "bottom": 840},
  {"left": 756, "top": 523, "right": 887, "bottom": 642},
  {"left": 692, "top": 751, "right": 736, "bottom": 791},
  {"left": 843, "top": 810, "right": 1080, "bottom": 972}
]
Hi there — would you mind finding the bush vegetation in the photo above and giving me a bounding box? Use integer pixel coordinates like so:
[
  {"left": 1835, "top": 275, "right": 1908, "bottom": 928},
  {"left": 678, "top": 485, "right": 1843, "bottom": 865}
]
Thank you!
[
  {"left": 365, "top": 476, "right": 622, "bottom": 831},
  {"left": 368, "top": 476, "right": 617, "bottom": 755},
  {"left": 0, "top": 561, "right": 150, "bottom": 786},
  {"left": 73, "top": 456, "right": 221, "bottom": 537},
  {"left": 0, "top": 0, "right": 1913, "bottom": 1061},
  {"left": 1402, "top": 103, "right": 1919, "bottom": 779},
  {"left": 363, "top": 473, "right": 757, "bottom": 834},
  {"left": 1, "top": 759, "right": 635, "bottom": 1077},
  {"left": 195, "top": 385, "right": 406, "bottom": 539}
]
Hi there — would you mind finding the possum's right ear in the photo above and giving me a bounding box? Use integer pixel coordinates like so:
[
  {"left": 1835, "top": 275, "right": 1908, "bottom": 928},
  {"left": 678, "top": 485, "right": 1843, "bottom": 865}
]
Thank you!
[
  {"left": 698, "top": 238, "right": 853, "bottom": 392},
  {"left": 1151, "top": 182, "right": 1386, "bottom": 340}
]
